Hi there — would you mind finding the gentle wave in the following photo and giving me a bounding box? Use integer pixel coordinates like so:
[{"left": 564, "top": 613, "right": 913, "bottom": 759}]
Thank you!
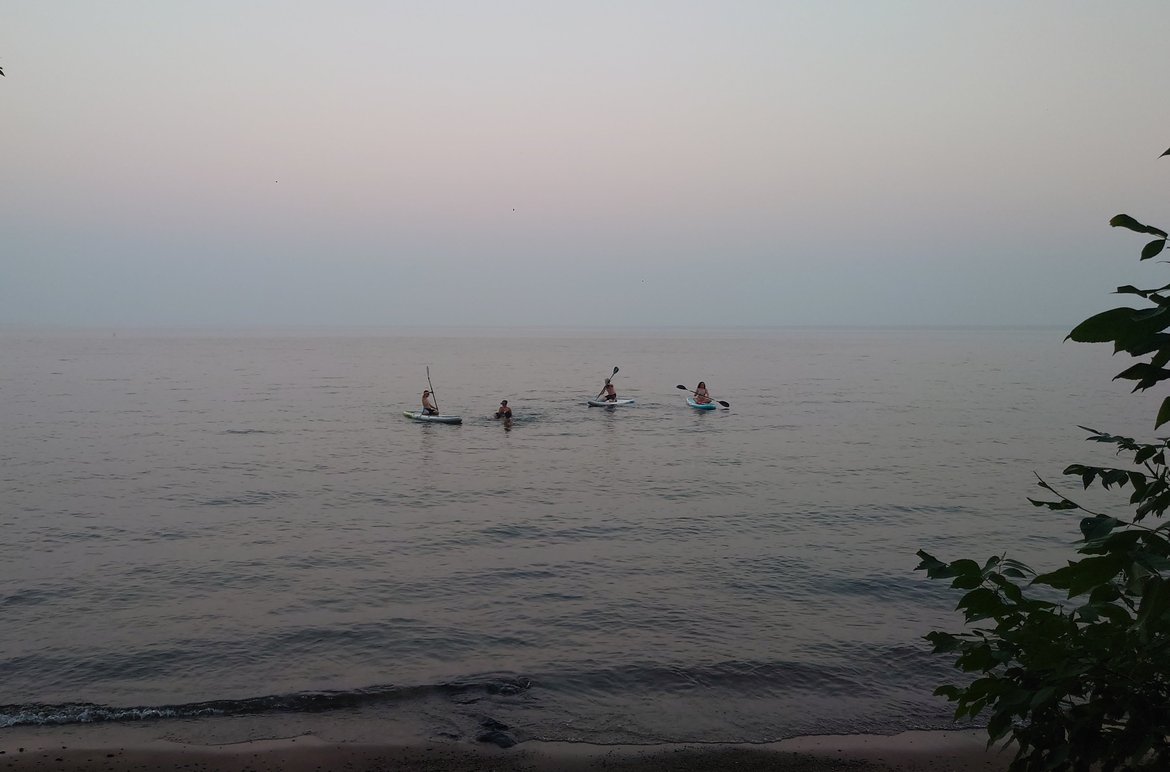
[
  {"left": 0, "top": 676, "right": 532, "bottom": 728},
  {"left": 0, "top": 649, "right": 954, "bottom": 729}
]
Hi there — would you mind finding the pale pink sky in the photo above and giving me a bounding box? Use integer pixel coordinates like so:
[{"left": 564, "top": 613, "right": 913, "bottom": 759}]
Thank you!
[{"left": 3, "top": 1, "right": 1169, "bottom": 327}]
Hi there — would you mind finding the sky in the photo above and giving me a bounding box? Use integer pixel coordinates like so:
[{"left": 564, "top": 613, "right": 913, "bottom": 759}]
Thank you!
[{"left": 3, "top": 1, "right": 1170, "bottom": 329}]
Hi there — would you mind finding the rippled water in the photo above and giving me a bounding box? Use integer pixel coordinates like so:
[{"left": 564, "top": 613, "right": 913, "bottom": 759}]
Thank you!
[{"left": 0, "top": 327, "right": 1152, "bottom": 743}]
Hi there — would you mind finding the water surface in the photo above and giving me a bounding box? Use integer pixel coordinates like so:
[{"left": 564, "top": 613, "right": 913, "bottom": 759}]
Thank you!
[{"left": 0, "top": 327, "right": 1148, "bottom": 742}]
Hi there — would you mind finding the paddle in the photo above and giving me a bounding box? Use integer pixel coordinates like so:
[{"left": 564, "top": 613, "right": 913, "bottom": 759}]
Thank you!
[
  {"left": 676, "top": 384, "right": 730, "bottom": 408},
  {"left": 595, "top": 366, "right": 619, "bottom": 399},
  {"left": 426, "top": 366, "right": 439, "bottom": 414}
]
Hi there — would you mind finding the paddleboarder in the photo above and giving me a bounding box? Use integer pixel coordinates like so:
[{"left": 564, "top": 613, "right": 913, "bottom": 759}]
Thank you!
[
  {"left": 600, "top": 378, "right": 618, "bottom": 402},
  {"left": 421, "top": 389, "right": 438, "bottom": 415}
]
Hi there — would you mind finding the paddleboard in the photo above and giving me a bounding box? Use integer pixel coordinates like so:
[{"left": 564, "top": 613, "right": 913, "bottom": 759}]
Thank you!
[
  {"left": 587, "top": 398, "right": 636, "bottom": 407},
  {"left": 687, "top": 397, "right": 717, "bottom": 410},
  {"left": 403, "top": 411, "right": 463, "bottom": 424}
]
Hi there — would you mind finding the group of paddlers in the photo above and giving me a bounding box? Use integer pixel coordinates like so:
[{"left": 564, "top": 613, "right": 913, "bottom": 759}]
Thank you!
[{"left": 418, "top": 379, "right": 712, "bottom": 419}]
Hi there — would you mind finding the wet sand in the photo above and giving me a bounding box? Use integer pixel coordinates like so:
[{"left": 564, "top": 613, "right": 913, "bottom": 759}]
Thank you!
[{"left": 0, "top": 729, "right": 1009, "bottom": 771}]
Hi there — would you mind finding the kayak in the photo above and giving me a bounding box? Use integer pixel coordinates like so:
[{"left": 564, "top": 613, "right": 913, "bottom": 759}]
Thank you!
[
  {"left": 587, "top": 398, "right": 636, "bottom": 407},
  {"left": 687, "top": 397, "right": 717, "bottom": 410},
  {"left": 403, "top": 411, "right": 463, "bottom": 424}
]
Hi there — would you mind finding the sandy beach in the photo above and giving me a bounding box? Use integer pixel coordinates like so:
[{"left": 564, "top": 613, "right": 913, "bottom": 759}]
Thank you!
[{"left": 0, "top": 728, "right": 1009, "bottom": 771}]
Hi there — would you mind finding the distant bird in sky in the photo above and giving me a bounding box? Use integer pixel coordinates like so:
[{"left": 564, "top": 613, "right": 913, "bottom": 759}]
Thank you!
[{"left": 0, "top": 66, "right": 5, "bottom": 77}]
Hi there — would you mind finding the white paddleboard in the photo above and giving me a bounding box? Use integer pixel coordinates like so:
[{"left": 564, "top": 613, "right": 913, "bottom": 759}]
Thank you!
[{"left": 403, "top": 411, "right": 463, "bottom": 424}]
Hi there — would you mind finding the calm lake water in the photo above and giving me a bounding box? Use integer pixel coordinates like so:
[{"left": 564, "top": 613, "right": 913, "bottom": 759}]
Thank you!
[{"left": 0, "top": 327, "right": 1154, "bottom": 744}]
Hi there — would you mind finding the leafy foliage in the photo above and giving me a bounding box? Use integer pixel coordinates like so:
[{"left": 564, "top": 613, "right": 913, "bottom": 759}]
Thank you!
[{"left": 919, "top": 173, "right": 1170, "bottom": 770}]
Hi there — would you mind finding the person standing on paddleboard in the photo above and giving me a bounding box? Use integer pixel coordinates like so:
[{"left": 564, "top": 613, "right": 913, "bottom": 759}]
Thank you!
[
  {"left": 495, "top": 400, "right": 512, "bottom": 419},
  {"left": 600, "top": 379, "right": 618, "bottom": 402},
  {"left": 421, "top": 390, "right": 438, "bottom": 415},
  {"left": 694, "top": 382, "right": 712, "bottom": 405}
]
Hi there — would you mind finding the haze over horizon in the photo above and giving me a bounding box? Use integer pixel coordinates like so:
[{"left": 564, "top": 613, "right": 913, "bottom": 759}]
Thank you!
[{"left": 3, "top": 1, "right": 1169, "bottom": 329}]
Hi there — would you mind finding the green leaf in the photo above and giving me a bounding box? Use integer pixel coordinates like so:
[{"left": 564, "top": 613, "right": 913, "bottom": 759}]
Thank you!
[
  {"left": 933, "top": 684, "right": 962, "bottom": 700},
  {"left": 956, "top": 645, "right": 1000, "bottom": 672},
  {"left": 1143, "top": 239, "right": 1168, "bottom": 261},
  {"left": 950, "top": 559, "right": 981, "bottom": 577},
  {"left": 1133, "top": 550, "right": 1170, "bottom": 573},
  {"left": 1102, "top": 469, "right": 1130, "bottom": 488},
  {"left": 915, "top": 550, "right": 946, "bottom": 572},
  {"left": 925, "top": 631, "right": 961, "bottom": 653},
  {"left": 1080, "top": 515, "right": 1120, "bottom": 541},
  {"left": 915, "top": 550, "right": 964, "bottom": 579},
  {"left": 1113, "top": 363, "right": 1170, "bottom": 384},
  {"left": 1111, "top": 213, "right": 1148, "bottom": 232},
  {"left": 1097, "top": 530, "right": 1143, "bottom": 552},
  {"left": 1028, "top": 497, "right": 1079, "bottom": 511},
  {"left": 986, "top": 709, "right": 1013, "bottom": 741},
  {"left": 988, "top": 574, "right": 1024, "bottom": 603},
  {"left": 1067, "top": 307, "right": 1142, "bottom": 343},
  {"left": 1111, "top": 214, "right": 1170, "bottom": 238},
  {"left": 957, "top": 587, "right": 1007, "bottom": 620},
  {"left": 1035, "top": 555, "right": 1124, "bottom": 597},
  {"left": 1090, "top": 583, "right": 1121, "bottom": 603},
  {"left": 1068, "top": 557, "right": 1124, "bottom": 596},
  {"left": 1118, "top": 331, "right": 1170, "bottom": 357},
  {"left": 1115, "top": 284, "right": 1148, "bottom": 296},
  {"left": 1136, "top": 576, "right": 1170, "bottom": 627},
  {"left": 1157, "top": 396, "right": 1170, "bottom": 429},
  {"left": 1076, "top": 428, "right": 1137, "bottom": 446},
  {"left": 952, "top": 573, "right": 985, "bottom": 590},
  {"left": 1093, "top": 603, "right": 1132, "bottom": 625},
  {"left": 1029, "top": 686, "right": 1058, "bottom": 709}
]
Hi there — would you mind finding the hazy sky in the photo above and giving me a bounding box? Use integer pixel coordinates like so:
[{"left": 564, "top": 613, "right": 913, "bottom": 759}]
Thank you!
[{"left": 3, "top": 1, "right": 1169, "bottom": 328}]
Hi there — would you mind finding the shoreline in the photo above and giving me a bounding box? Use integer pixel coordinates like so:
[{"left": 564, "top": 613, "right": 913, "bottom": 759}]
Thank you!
[{"left": 0, "top": 728, "right": 1010, "bottom": 771}]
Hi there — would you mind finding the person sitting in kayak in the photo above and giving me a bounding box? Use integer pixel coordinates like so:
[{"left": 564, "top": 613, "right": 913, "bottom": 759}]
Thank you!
[
  {"left": 495, "top": 400, "right": 512, "bottom": 419},
  {"left": 599, "top": 379, "right": 618, "bottom": 402},
  {"left": 694, "top": 382, "right": 712, "bottom": 405},
  {"left": 421, "top": 390, "right": 438, "bottom": 415}
]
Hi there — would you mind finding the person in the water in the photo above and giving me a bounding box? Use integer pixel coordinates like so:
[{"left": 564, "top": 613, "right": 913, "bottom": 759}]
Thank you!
[{"left": 495, "top": 400, "right": 512, "bottom": 419}]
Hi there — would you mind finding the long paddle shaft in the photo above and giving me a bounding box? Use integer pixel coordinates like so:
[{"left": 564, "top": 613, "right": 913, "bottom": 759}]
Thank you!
[
  {"left": 596, "top": 366, "right": 620, "bottom": 398},
  {"left": 427, "top": 366, "right": 439, "bottom": 413},
  {"left": 675, "top": 384, "right": 730, "bottom": 408}
]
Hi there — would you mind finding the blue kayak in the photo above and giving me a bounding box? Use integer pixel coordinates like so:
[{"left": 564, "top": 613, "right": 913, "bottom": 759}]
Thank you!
[{"left": 687, "top": 397, "right": 717, "bottom": 410}]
